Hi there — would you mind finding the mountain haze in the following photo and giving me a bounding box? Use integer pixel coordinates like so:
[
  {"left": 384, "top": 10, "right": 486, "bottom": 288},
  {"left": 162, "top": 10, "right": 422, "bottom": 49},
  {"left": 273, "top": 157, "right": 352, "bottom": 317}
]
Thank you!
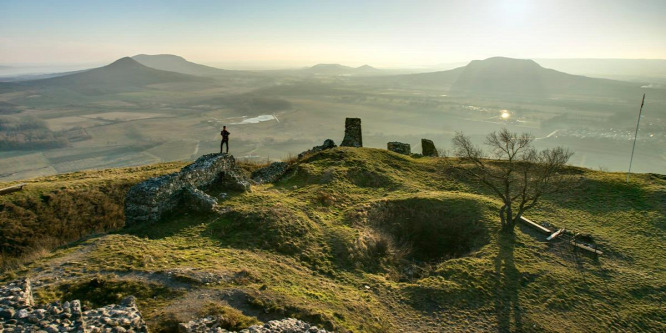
[
  {"left": 1, "top": 57, "right": 207, "bottom": 94},
  {"left": 451, "top": 57, "right": 638, "bottom": 97},
  {"left": 132, "top": 54, "right": 229, "bottom": 76},
  {"left": 305, "top": 63, "right": 381, "bottom": 76},
  {"left": 535, "top": 58, "right": 666, "bottom": 82},
  {"left": 371, "top": 57, "right": 643, "bottom": 98}
]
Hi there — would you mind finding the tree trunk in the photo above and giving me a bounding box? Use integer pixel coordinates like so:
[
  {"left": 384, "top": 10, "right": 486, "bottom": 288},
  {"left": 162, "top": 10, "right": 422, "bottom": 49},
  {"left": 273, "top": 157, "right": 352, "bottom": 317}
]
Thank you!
[
  {"left": 501, "top": 204, "right": 516, "bottom": 233},
  {"left": 499, "top": 205, "right": 507, "bottom": 229}
]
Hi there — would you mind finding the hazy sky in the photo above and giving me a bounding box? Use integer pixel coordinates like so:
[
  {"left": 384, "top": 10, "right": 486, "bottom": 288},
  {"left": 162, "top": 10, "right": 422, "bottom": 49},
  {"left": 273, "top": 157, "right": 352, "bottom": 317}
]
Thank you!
[{"left": 1, "top": 0, "right": 665, "bottom": 68}]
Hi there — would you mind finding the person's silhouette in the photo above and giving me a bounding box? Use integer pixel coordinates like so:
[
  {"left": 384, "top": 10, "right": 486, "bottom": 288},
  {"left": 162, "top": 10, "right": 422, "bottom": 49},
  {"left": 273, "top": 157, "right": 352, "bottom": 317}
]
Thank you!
[{"left": 220, "top": 126, "right": 230, "bottom": 154}]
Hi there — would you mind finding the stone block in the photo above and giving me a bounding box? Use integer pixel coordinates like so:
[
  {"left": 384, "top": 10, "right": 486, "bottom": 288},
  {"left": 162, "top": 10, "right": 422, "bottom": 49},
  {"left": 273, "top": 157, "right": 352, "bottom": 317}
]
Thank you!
[
  {"left": 387, "top": 142, "right": 411, "bottom": 155},
  {"left": 421, "top": 139, "right": 438, "bottom": 157}
]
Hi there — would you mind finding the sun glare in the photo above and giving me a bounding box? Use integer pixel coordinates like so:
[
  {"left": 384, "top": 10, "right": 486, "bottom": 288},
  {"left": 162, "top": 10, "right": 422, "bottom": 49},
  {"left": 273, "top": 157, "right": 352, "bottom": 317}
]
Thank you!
[{"left": 501, "top": 110, "right": 511, "bottom": 119}]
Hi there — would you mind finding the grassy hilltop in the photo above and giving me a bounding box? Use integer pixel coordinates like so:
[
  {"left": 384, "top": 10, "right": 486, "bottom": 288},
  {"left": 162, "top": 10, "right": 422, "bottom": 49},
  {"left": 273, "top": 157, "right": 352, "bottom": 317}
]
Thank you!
[{"left": 1, "top": 147, "right": 665, "bottom": 332}]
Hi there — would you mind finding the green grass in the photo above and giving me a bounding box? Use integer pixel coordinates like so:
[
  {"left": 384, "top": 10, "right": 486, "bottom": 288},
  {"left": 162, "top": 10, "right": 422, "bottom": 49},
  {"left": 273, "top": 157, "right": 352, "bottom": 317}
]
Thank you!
[
  {"left": 0, "top": 162, "right": 186, "bottom": 268},
  {"left": 2, "top": 147, "right": 665, "bottom": 332}
]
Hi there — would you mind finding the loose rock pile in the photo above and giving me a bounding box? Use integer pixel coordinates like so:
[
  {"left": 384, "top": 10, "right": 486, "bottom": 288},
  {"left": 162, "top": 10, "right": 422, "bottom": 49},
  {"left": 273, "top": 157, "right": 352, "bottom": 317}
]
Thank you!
[
  {"left": 84, "top": 296, "right": 147, "bottom": 333},
  {"left": 0, "top": 280, "right": 148, "bottom": 333},
  {"left": 179, "top": 317, "right": 331, "bottom": 333},
  {"left": 125, "top": 153, "right": 251, "bottom": 225}
]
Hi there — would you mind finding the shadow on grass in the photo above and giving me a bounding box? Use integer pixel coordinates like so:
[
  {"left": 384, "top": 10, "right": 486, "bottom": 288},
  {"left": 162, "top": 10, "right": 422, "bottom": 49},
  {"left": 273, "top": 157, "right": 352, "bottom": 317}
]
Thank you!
[{"left": 494, "top": 232, "right": 522, "bottom": 333}]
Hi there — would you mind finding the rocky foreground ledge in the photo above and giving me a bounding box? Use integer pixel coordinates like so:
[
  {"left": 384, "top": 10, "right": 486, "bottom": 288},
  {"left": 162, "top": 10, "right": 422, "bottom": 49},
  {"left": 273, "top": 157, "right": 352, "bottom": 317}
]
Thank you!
[
  {"left": 0, "top": 280, "right": 331, "bottom": 333},
  {"left": 180, "top": 317, "right": 331, "bottom": 333},
  {"left": 0, "top": 279, "right": 147, "bottom": 332}
]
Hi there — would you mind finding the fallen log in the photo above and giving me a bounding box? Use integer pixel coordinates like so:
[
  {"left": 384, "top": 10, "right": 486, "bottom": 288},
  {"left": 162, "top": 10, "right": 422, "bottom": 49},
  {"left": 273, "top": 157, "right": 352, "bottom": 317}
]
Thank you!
[
  {"left": 570, "top": 241, "right": 603, "bottom": 255},
  {"left": 519, "top": 216, "right": 552, "bottom": 234},
  {"left": 547, "top": 228, "right": 565, "bottom": 241}
]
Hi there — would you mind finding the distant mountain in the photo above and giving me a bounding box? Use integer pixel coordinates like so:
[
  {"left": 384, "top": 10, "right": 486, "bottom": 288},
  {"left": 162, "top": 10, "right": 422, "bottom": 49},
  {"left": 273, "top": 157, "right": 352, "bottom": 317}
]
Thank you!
[
  {"left": 132, "top": 54, "right": 229, "bottom": 76},
  {"left": 304, "top": 63, "right": 382, "bottom": 76},
  {"left": 451, "top": 57, "right": 637, "bottom": 97},
  {"left": 534, "top": 58, "right": 666, "bottom": 82},
  {"left": 382, "top": 66, "right": 466, "bottom": 88},
  {"left": 371, "top": 57, "right": 642, "bottom": 97},
  {"left": 3, "top": 57, "right": 206, "bottom": 94},
  {"left": 0, "top": 70, "right": 85, "bottom": 82}
]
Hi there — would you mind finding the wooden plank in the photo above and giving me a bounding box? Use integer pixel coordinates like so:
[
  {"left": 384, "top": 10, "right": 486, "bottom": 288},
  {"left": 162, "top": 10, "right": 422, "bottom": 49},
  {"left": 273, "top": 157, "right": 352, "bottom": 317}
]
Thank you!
[
  {"left": 570, "top": 241, "right": 603, "bottom": 255},
  {"left": 547, "top": 228, "right": 565, "bottom": 241},
  {"left": 519, "top": 216, "right": 552, "bottom": 234},
  {"left": 0, "top": 183, "right": 26, "bottom": 195}
]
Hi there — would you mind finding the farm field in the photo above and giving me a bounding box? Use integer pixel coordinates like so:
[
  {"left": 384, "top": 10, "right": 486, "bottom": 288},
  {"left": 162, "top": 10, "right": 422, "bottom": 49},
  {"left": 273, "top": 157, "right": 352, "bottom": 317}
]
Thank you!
[{"left": 1, "top": 58, "right": 665, "bottom": 181}]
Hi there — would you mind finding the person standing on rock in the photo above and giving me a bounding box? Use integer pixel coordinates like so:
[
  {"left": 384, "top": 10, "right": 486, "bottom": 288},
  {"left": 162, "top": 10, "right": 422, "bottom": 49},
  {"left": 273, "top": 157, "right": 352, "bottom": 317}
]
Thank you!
[{"left": 220, "top": 126, "right": 230, "bottom": 154}]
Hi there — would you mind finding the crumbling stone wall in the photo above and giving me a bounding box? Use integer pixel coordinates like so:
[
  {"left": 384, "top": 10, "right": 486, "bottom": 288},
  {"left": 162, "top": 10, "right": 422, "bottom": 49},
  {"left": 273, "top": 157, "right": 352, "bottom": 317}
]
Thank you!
[
  {"left": 124, "top": 153, "right": 251, "bottom": 226},
  {"left": 387, "top": 142, "right": 411, "bottom": 155},
  {"left": 0, "top": 279, "right": 148, "bottom": 332}
]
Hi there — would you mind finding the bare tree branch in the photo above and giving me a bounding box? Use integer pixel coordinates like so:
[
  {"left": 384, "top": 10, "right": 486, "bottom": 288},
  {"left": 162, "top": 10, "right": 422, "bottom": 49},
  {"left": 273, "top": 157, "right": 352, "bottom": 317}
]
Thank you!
[{"left": 452, "top": 128, "right": 573, "bottom": 233}]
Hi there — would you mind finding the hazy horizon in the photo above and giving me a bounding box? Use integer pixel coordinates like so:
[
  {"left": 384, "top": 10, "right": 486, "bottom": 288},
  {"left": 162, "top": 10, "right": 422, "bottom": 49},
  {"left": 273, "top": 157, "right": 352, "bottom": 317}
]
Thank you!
[{"left": 2, "top": 0, "right": 665, "bottom": 67}]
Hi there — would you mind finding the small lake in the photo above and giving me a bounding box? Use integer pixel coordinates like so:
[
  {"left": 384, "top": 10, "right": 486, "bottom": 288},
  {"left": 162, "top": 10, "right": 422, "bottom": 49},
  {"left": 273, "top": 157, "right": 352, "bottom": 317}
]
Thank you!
[{"left": 232, "top": 115, "right": 277, "bottom": 125}]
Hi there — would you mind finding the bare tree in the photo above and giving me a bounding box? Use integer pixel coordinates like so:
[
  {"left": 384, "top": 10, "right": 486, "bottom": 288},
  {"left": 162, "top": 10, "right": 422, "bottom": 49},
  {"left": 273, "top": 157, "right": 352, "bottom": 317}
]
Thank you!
[{"left": 452, "top": 128, "right": 573, "bottom": 232}]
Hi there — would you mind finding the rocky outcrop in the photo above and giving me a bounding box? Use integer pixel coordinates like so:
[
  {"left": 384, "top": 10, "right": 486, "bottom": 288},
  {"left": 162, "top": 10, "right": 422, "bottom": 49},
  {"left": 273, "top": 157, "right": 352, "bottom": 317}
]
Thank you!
[
  {"left": 421, "top": 139, "right": 438, "bottom": 157},
  {"left": 251, "top": 162, "right": 289, "bottom": 184},
  {"left": 179, "top": 317, "right": 331, "bottom": 333},
  {"left": 182, "top": 187, "right": 219, "bottom": 213},
  {"left": 341, "top": 118, "right": 362, "bottom": 147},
  {"left": 124, "top": 153, "right": 251, "bottom": 226},
  {"left": 387, "top": 142, "right": 411, "bottom": 155},
  {"left": 0, "top": 280, "right": 148, "bottom": 333},
  {"left": 298, "top": 139, "right": 337, "bottom": 159}
]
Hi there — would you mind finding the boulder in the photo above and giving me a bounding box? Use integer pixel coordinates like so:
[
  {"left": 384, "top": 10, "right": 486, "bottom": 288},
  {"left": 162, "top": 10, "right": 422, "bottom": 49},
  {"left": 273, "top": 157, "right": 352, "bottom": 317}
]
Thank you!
[
  {"left": 252, "top": 162, "right": 289, "bottom": 184},
  {"left": 387, "top": 142, "right": 411, "bottom": 155},
  {"left": 298, "top": 139, "right": 337, "bottom": 159},
  {"left": 421, "top": 139, "right": 438, "bottom": 157},
  {"left": 341, "top": 118, "right": 362, "bottom": 147}
]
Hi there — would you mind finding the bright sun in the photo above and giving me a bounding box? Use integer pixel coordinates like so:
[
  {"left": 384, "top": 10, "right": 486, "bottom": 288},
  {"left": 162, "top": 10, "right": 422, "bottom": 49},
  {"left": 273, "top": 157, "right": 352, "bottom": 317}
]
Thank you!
[{"left": 501, "top": 110, "right": 511, "bottom": 119}]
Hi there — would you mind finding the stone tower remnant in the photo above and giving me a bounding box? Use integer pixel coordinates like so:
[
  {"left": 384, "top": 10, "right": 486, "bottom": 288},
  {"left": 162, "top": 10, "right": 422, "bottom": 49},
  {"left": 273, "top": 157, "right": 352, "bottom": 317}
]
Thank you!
[
  {"left": 341, "top": 118, "right": 362, "bottom": 147},
  {"left": 421, "top": 139, "right": 438, "bottom": 157}
]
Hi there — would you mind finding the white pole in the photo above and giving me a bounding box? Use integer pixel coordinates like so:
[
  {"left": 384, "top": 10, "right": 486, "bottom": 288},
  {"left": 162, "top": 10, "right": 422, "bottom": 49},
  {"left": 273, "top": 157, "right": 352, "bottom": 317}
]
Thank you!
[{"left": 627, "top": 94, "right": 646, "bottom": 182}]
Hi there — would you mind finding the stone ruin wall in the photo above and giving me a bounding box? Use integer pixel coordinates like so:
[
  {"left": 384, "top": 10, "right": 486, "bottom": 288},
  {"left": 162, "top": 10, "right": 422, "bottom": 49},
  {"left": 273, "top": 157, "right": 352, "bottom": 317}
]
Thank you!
[
  {"left": 0, "top": 280, "right": 330, "bottom": 333},
  {"left": 0, "top": 279, "right": 147, "bottom": 333},
  {"left": 124, "top": 153, "right": 251, "bottom": 226}
]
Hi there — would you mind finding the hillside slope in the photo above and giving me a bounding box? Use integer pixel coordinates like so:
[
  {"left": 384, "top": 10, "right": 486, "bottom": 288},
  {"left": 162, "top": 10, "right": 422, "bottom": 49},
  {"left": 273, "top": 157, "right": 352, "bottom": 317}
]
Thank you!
[
  {"left": 132, "top": 54, "right": 230, "bottom": 76},
  {"left": 1, "top": 148, "right": 665, "bottom": 332},
  {"left": 451, "top": 57, "right": 639, "bottom": 97},
  {"left": 1, "top": 57, "right": 209, "bottom": 95},
  {"left": 368, "top": 57, "right": 643, "bottom": 98}
]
